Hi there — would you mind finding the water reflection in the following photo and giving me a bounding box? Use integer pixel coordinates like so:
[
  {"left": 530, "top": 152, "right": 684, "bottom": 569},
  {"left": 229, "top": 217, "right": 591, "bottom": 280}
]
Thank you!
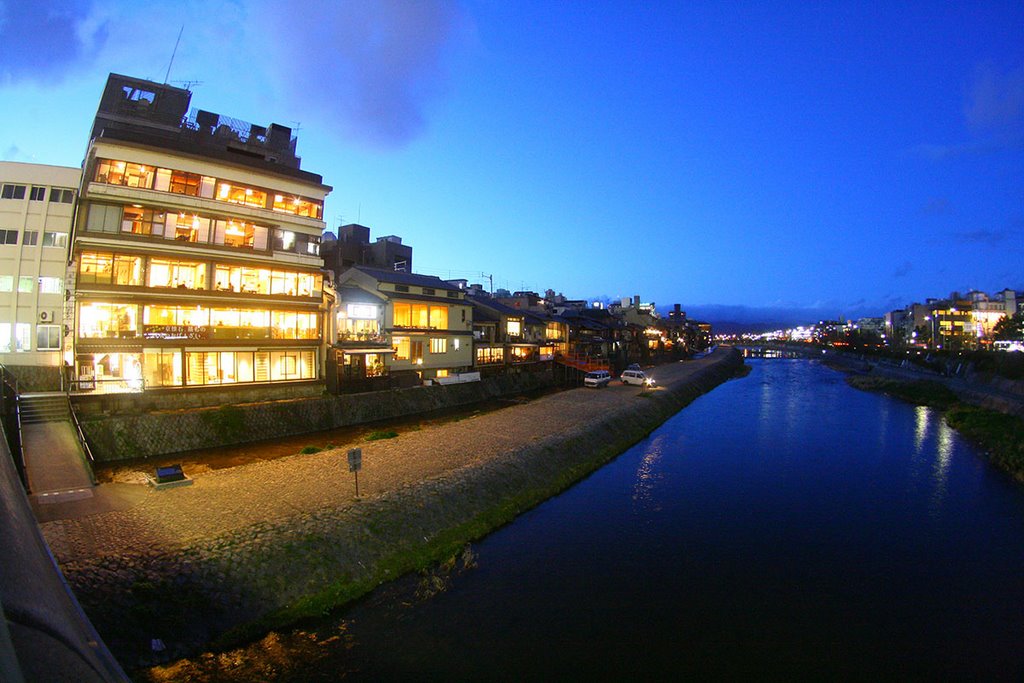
[
  {"left": 914, "top": 405, "right": 930, "bottom": 454},
  {"left": 632, "top": 435, "right": 666, "bottom": 516},
  {"left": 930, "top": 419, "right": 955, "bottom": 512}
]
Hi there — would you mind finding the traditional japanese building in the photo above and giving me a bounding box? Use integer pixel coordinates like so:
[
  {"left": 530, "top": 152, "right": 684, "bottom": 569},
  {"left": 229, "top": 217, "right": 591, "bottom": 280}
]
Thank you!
[{"left": 69, "top": 74, "right": 331, "bottom": 393}]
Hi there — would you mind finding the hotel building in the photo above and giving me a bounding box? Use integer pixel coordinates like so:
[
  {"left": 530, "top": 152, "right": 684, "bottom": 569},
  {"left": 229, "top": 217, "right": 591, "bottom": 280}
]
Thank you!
[
  {"left": 0, "top": 162, "right": 80, "bottom": 382},
  {"left": 70, "top": 74, "right": 331, "bottom": 393}
]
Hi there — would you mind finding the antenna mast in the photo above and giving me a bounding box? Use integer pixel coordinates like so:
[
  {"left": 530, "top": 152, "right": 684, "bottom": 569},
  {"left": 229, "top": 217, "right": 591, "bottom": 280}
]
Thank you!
[{"left": 164, "top": 25, "right": 184, "bottom": 83}]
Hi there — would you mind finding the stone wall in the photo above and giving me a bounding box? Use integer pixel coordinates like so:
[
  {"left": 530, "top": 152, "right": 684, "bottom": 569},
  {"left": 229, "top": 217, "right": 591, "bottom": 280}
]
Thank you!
[
  {"left": 3, "top": 364, "right": 62, "bottom": 392},
  {"left": 80, "top": 370, "right": 556, "bottom": 461}
]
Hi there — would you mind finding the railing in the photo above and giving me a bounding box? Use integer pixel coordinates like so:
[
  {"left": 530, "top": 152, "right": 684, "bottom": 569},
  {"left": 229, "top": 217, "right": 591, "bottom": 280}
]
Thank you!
[
  {"left": 555, "top": 353, "right": 610, "bottom": 373},
  {"left": 66, "top": 396, "right": 97, "bottom": 484},
  {"left": 68, "top": 378, "right": 145, "bottom": 394},
  {"left": 0, "top": 364, "right": 26, "bottom": 491}
]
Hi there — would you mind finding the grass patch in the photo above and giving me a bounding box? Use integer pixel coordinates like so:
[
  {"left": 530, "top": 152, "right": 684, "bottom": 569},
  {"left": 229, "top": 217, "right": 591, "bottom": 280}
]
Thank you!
[
  {"left": 299, "top": 445, "right": 322, "bottom": 454},
  {"left": 846, "top": 375, "right": 958, "bottom": 409},
  {"left": 945, "top": 404, "right": 1024, "bottom": 480},
  {"left": 365, "top": 430, "right": 398, "bottom": 441}
]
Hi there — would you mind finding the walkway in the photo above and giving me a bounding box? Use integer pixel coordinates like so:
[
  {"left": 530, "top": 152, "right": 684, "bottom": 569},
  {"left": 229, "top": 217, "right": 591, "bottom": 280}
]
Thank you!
[{"left": 23, "top": 420, "right": 95, "bottom": 504}]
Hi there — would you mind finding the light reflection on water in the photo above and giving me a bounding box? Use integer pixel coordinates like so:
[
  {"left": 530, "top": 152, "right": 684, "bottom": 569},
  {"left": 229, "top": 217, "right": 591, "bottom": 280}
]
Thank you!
[{"left": 632, "top": 434, "right": 666, "bottom": 516}]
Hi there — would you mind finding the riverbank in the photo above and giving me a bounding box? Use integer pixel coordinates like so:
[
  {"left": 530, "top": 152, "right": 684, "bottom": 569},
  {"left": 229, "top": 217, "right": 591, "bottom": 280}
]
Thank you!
[
  {"left": 845, "top": 373, "right": 1024, "bottom": 482},
  {"left": 40, "top": 348, "right": 744, "bottom": 670}
]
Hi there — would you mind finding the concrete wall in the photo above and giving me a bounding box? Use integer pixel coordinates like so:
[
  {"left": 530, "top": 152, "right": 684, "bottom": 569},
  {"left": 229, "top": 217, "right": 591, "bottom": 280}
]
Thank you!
[
  {"left": 0, "top": 426, "right": 128, "bottom": 682},
  {"left": 80, "top": 370, "right": 556, "bottom": 461}
]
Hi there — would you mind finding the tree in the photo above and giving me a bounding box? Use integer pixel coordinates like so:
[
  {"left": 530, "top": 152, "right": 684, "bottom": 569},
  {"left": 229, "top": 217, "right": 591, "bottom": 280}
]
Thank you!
[{"left": 993, "top": 312, "right": 1024, "bottom": 341}]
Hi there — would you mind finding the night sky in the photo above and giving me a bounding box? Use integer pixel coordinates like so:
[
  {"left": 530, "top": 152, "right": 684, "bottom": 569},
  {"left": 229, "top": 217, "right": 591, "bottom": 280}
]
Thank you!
[{"left": 1, "top": 1, "right": 1021, "bottom": 323}]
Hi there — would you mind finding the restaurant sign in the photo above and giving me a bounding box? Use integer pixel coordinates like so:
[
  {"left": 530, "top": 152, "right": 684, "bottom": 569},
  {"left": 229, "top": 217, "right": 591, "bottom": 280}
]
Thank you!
[{"left": 143, "top": 325, "right": 210, "bottom": 340}]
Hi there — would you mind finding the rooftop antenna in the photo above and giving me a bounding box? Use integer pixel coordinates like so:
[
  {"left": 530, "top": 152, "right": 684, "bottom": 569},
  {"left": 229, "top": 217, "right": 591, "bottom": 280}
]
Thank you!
[{"left": 164, "top": 25, "right": 185, "bottom": 84}]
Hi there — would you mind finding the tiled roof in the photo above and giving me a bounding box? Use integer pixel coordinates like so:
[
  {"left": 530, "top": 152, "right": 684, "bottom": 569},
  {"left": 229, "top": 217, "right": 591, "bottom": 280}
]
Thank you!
[{"left": 354, "top": 266, "right": 460, "bottom": 291}]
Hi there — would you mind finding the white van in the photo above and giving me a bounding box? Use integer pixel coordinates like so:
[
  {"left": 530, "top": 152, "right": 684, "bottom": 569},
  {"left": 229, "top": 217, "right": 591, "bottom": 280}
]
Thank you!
[
  {"left": 584, "top": 370, "right": 612, "bottom": 388},
  {"left": 620, "top": 369, "right": 655, "bottom": 387}
]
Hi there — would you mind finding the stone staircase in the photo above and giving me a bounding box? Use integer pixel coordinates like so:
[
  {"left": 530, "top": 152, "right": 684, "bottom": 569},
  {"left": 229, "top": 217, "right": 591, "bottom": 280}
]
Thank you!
[{"left": 19, "top": 393, "right": 71, "bottom": 424}]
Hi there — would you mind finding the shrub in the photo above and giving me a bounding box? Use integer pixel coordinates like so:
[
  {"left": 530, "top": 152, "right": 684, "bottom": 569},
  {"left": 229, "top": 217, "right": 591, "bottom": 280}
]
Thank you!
[{"left": 365, "top": 430, "right": 398, "bottom": 441}]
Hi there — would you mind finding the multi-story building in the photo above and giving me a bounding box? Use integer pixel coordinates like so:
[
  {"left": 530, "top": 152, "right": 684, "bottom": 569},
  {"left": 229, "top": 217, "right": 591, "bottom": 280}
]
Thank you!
[
  {"left": 0, "top": 162, "right": 80, "bottom": 385},
  {"left": 69, "top": 74, "right": 331, "bottom": 394},
  {"left": 333, "top": 266, "right": 473, "bottom": 386},
  {"left": 320, "top": 223, "right": 414, "bottom": 282}
]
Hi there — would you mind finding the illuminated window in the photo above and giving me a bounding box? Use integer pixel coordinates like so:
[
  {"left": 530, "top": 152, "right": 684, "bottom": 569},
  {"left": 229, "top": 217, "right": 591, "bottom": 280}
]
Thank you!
[
  {"left": 546, "top": 322, "right": 562, "bottom": 339},
  {"left": 430, "top": 338, "right": 447, "bottom": 353},
  {"left": 507, "top": 319, "right": 522, "bottom": 337},
  {"left": 18, "top": 277, "right": 32, "bottom": 293},
  {"left": 78, "top": 252, "right": 142, "bottom": 286},
  {"left": 272, "top": 194, "right": 323, "bottom": 219},
  {"left": 393, "top": 336, "right": 410, "bottom": 360},
  {"left": 0, "top": 276, "right": 11, "bottom": 291},
  {"left": 147, "top": 258, "right": 207, "bottom": 290},
  {"left": 121, "top": 206, "right": 165, "bottom": 236},
  {"left": 476, "top": 347, "right": 503, "bottom": 365},
  {"left": 78, "top": 303, "right": 138, "bottom": 338},
  {"left": 217, "top": 182, "right": 267, "bottom": 208},
  {"left": 94, "top": 159, "right": 155, "bottom": 188},
  {"left": 143, "top": 350, "right": 183, "bottom": 388},
  {"left": 430, "top": 306, "right": 448, "bottom": 329},
  {"left": 164, "top": 212, "right": 210, "bottom": 243},
  {"left": 435, "top": 369, "right": 449, "bottom": 378},
  {"left": 14, "top": 323, "right": 30, "bottom": 351},
  {"left": 38, "top": 277, "right": 62, "bottom": 294}
]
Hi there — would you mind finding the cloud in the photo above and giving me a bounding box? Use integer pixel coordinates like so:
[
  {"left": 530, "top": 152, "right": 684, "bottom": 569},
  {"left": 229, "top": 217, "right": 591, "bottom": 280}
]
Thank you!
[
  {"left": 893, "top": 261, "right": 913, "bottom": 278},
  {"left": 911, "top": 63, "right": 1024, "bottom": 159},
  {"left": 0, "top": 1, "right": 108, "bottom": 84},
  {"left": 955, "top": 221, "right": 1023, "bottom": 247},
  {"left": 259, "top": 0, "right": 468, "bottom": 148}
]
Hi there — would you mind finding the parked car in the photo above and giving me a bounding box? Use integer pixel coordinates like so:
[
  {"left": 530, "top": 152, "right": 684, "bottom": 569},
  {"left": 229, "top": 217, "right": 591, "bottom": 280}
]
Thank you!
[
  {"left": 584, "top": 370, "right": 612, "bottom": 388},
  {"left": 626, "top": 363, "right": 642, "bottom": 371},
  {"left": 621, "top": 369, "right": 655, "bottom": 387}
]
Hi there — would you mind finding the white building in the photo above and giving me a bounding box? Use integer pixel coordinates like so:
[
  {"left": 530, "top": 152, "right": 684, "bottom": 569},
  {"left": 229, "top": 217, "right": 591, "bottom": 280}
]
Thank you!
[{"left": 0, "top": 162, "right": 80, "bottom": 378}]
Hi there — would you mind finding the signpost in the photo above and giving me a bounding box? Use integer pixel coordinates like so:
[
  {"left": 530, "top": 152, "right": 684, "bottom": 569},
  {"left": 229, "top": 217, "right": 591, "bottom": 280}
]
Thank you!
[{"left": 347, "top": 448, "right": 362, "bottom": 498}]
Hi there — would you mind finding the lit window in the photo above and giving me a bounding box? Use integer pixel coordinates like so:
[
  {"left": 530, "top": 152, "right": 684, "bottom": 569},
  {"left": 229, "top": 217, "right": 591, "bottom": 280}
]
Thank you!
[
  {"left": 0, "top": 276, "right": 11, "bottom": 291},
  {"left": 38, "top": 277, "right": 62, "bottom": 294},
  {"left": 430, "top": 338, "right": 447, "bottom": 353},
  {"left": 14, "top": 323, "right": 30, "bottom": 351},
  {"left": 507, "top": 320, "right": 522, "bottom": 336},
  {"left": 18, "top": 277, "right": 33, "bottom": 293}
]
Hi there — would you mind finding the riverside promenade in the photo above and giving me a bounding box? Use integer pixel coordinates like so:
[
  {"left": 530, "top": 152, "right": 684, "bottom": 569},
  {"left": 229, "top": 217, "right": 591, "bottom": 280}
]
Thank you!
[{"left": 40, "top": 348, "right": 743, "bottom": 667}]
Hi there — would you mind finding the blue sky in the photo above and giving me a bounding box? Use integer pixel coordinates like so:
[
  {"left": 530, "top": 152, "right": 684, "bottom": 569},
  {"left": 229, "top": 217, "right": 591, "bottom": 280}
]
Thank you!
[{"left": 1, "top": 1, "right": 1021, "bottom": 323}]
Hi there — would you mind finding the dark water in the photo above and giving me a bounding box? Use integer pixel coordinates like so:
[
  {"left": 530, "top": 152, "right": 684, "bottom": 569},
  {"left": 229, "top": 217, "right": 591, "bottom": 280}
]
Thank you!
[{"left": 267, "top": 360, "right": 1024, "bottom": 680}]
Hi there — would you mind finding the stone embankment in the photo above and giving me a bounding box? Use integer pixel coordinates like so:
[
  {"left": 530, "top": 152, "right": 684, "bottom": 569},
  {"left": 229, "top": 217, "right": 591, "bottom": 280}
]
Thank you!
[{"left": 40, "top": 349, "right": 744, "bottom": 668}]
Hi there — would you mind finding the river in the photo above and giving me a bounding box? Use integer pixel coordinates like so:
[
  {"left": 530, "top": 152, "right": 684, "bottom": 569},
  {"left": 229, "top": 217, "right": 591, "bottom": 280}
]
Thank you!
[{"left": 176, "top": 359, "right": 1024, "bottom": 681}]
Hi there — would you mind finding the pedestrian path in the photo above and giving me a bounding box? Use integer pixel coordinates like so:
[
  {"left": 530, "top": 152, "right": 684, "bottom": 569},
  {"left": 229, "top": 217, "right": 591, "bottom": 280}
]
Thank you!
[{"left": 23, "top": 420, "right": 95, "bottom": 501}]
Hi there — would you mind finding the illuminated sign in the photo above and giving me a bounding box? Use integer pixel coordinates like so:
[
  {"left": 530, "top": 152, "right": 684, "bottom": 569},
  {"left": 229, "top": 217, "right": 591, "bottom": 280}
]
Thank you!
[{"left": 143, "top": 325, "right": 210, "bottom": 340}]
